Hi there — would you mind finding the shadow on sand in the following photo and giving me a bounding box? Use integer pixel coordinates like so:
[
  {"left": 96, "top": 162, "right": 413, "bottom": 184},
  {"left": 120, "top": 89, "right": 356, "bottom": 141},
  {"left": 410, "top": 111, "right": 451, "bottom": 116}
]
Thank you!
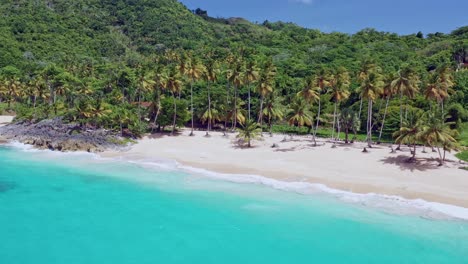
[{"left": 380, "top": 155, "right": 441, "bottom": 172}]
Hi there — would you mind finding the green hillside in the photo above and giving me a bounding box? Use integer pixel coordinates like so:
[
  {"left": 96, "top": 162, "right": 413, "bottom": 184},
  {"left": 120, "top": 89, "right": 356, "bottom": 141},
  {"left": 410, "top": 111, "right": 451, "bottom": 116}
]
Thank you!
[{"left": 0, "top": 0, "right": 467, "bottom": 159}]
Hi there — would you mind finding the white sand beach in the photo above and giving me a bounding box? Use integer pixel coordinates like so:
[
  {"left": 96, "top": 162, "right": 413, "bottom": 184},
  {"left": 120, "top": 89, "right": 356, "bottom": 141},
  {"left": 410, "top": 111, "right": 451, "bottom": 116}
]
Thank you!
[
  {"left": 103, "top": 129, "right": 468, "bottom": 208},
  {"left": 0, "top": 115, "right": 14, "bottom": 127}
]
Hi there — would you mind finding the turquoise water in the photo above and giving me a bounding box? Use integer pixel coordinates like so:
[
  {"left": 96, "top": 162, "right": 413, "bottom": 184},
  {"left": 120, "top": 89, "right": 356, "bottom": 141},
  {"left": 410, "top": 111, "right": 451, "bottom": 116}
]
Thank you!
[{"left": 1, "top": 146, "right": 468, "bottom": 264}]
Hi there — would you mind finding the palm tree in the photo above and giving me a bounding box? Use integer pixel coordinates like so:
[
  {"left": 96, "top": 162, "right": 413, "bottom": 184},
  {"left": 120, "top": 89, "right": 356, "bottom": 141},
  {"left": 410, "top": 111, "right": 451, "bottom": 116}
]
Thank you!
[
  {"left": 359, "top": 70, "right": 384, "bottom": 147},
  {"left": 391, "top": 67, "right": 419, "bottom": 127},
  {"left": 227, "top": 59, "right": 244, "bottom": 130},
  {"left": 166, "top": 68, "right": 183, "bottom": 135},
  {"left": 378, "top": 73, "right": 396, "bottom": 143},
  {"left": 393, "top": 110, "right": 424, "bottom": 162},
  {"left": 186, "top": 56, "right": 205, "bottom": 136},
  {"left": 422, "top": 112, "right": 458, "bottom": 165},
  {"left": 358, "top": 60, "right": 378, "bottom": 120},
  {"left": 256, "top": 59, "right": 276, "bottom": 128},
  {"left": 297, "top": 75, "right": 320, "bottom": 143},
  {"left": 244, "top": 60, "right": 259, "bottom": 121},
  {"left": 135, "top": 68, "right": 155, "bottom": 125},
  {"left": 311, "top": 69, "right": 329, "bottom": 144},
  {"left": 340, "top": 108, "right": 360, "bottom": 144},
  {"left": 150, "top": 66, "right": 168, "bottom": 131},
  {"left": 435, "top": 65, "right": 455, "bottom": 118},
  {"left": 262, "top": 93, "right": 284, "bottom": 136},
  {"left": 287, "top": 97, "right": 313, "bottom": 133},
  {"left": 328, "top": 67, "right": 351, "bottom": 141},
  {"left": 200, "top": 102, "right": 222, "bottom": 135},
  {"left": 237, "top": 120, "right": 262, "bottom": 148},
  {"left": 203, "top": 59, "right": 219, "bottom": 136}
]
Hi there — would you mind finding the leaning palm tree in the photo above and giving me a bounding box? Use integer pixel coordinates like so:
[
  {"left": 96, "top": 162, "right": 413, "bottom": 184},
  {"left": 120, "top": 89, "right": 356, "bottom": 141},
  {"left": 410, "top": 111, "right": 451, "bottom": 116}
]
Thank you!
[
  {"left": 244, "top": 60, "right": 259, "bottom": 121},
  {"left": 237, "top": 120, "right": 262, "bottom": 148},
  {"left": 166, "top": 68, "right": 183, "bottom": 135},
  {"left": 328, "top": 67, "right": 351, "bottom": 141},
  {"left": 186, "top": 56, "right": 205, "bottom": 136},
  {"left": 359, "top": 70, "right": 384, "bottom": 147}
]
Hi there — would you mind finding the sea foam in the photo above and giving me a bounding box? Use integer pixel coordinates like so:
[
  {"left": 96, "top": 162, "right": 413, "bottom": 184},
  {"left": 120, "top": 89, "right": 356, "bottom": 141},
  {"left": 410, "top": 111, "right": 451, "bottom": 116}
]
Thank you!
[{"left": 5, "top": 141, "right": 468, "bottom": 221}]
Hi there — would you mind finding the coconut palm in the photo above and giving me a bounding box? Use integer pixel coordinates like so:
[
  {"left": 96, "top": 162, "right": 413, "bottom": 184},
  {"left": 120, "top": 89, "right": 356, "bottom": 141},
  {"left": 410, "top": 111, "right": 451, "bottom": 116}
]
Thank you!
[
  {"left": 297, "top": 75, "right": 320, "bottom": 143},
  {"left": 150, "top": 66, "right": 168, "bottom": 131},
  {"left": 340, "top": 108, "right": 360, "bottom": 144},
  {"left": 237, "top": 120, "right": 262, "bottom": 148},
  {"left": 435, "top": 65, "right": 455, "bottom": 117},
  {"left": 262, "top": 93, "right": 285, "bottom": 136},
  {"left": 378, "top": 73, "right": 396, "bottom": 143},
  {"left": 328, "top": 67, "right": 351, "bottom": 141},
  {"left": 166, "top": 68, "right": 183, "bottom": 135},
  {"left": 287, "top": 97, "right": 313, "bottom": 133},
  {"left": 391, "top": 67, "right": 419, "bottom": 127},
  {"left": 393, "top": 110, "right": 424, "bottom": 162},
  {"left": 311, "top": 69, "right": 329, "bottom": 144},
  {"left": 244, "top": 60, "right": 259, "bottom": 121},
  {"left": 186, "top": 56, "right": 205, "bottom": 136},
  {"left": 135, "top": 68, "right": 155, "bottom": 124},
  {"left": 256, "top": 59, "right": 276, "bottom": 128},
  {"left": 422, "top": 112, "right": 458, "bottom": 165},
  {"left": 227, "top": 59, "right": 244, "bottom": 129},
  {"left": 358, "top": 60, "right": 378, "bottom": 120},
  {"left": 200, "top": 102, "right": 222, "bottom": 135},
  {"left": 203, "top": 59, "right": 219, "bottom": 135},
  {"left": 359, "top": 70, "right": 384, "bottom": 147}
]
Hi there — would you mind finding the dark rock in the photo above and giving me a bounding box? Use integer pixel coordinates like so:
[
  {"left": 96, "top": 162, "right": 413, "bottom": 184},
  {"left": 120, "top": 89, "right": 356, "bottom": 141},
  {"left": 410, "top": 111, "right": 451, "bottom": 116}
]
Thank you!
[{"left": 0, "top": 118, "right": 125, "bottom": 152}]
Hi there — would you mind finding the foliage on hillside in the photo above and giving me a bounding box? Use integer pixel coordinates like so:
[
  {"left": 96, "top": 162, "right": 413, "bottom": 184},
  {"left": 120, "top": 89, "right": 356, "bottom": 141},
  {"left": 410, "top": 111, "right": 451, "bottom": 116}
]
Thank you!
[{"left": 0, "top": 0, "right": 467, "bottom": 158}]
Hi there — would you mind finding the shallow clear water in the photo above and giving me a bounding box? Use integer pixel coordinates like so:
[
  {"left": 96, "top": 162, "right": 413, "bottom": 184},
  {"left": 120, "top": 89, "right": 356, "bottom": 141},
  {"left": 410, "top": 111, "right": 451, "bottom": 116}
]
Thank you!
[{"left": 1, "top": 146, "right": 468, "bottom": 264}]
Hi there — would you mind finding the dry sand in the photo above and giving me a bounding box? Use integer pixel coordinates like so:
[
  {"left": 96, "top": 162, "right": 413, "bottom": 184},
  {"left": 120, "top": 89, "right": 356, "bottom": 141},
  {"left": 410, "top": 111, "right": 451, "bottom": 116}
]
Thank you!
[
  {"left": 0, "top": 115, "right": 13, "bottom": 127},
  {"left": 103, "top": 129, "right": 468, "bottom": 208}
]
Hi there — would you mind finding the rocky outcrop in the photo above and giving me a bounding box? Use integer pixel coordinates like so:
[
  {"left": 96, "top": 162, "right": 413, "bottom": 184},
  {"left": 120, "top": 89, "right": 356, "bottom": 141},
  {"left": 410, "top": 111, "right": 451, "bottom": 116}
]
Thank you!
[{"left": 0, "top": 118, "right": 126, "bottom": 152}]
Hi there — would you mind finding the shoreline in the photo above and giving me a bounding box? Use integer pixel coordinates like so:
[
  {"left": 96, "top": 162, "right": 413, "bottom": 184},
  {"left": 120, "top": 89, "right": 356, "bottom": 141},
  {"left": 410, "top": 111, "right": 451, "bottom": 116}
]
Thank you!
[
  {"left": 2, "top": 134, "right": 468, "bottom": 220},
  {"left": 102, "top": 129, "right": 468, "bottom": 210}
]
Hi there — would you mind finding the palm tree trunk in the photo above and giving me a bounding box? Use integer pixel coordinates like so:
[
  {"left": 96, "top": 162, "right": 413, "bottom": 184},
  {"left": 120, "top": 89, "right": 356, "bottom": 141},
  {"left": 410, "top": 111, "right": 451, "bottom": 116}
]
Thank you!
[
  {"left": 412, "top": 144, "right": 416, "bottom": 160},
  {"left": 269, "top": 116, "right": 273, "bottom": 137},
  {"left": 258, "top": 96, "right": 264, "bottom": 124},
  {"left": 367, "top": 100, "right": 373, "bottom": 147},
  {"left": 312, "top": 98, "right": 321, "bottom": 146},
  {"left": 224, "top": 83, "right": 230, "bottom": 135},
  {"left": 206, "top": 83, "right": 211, "bottom": 136},
  {"left": 331, "top": 102, "right": 337, "bottom": 141},
  {"left": 247, "top": 82, "right": 251, "bottom": 121},
  {"left": 358, "top": 97, "right": 363, "bottom": 120},
  {"left": 33, "top": 95, "right": 37, "bottom": 119},
  {"left": 190, "top": 81, "right": 194, "bottom": 136},
  {"left": 437, "top": 147, "right": 443, "bottom": 165},
  {"left": 378, "top": 96, "right": 390, "bottom": 142},
  {"left": 171, "top": 92, "right": 177, "bottom": 135},
  {"left": 233, "top": 84, "right": 238, "bottom": 130}
]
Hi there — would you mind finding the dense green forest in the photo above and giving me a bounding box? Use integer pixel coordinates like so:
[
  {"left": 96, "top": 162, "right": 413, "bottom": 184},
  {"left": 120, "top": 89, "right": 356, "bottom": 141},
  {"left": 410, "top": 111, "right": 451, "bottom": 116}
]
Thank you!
[{"left": 0, "top": 0, "right": 467, "bottom": 161}]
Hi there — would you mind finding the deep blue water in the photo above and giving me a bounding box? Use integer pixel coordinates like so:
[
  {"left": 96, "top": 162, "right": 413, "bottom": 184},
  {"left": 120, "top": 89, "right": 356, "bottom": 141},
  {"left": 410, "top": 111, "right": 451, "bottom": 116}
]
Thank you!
[{"left": 1, "top": 145, "right": 467, "bottom": 264}]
